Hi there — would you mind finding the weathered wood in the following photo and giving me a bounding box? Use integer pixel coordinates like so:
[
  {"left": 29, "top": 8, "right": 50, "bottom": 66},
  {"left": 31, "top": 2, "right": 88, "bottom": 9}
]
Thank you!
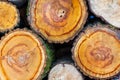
[
  {"left": 88, "top": 0, "right": 120, "bottom": 28},
  {"left": 48, "top": 58, "right": 84, "bottom": 80}
]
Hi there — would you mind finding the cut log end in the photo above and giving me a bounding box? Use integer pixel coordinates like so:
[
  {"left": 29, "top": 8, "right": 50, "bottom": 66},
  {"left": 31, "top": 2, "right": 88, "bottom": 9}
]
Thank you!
[
  {"left": 28, "top": 0, "right": 88, "bottom": 43},
  {"left": 72, "top": 23, "right": 120, "bottom": 79},
  {"left": 0, "top": 1, "right": 19, "bottom": 32},
  {"left": 0, "top": 29, "right": 53, "bottom": 80},
  {"left": 88, "top": 0, "right": 120, "bottom": 28},
  {"left": 48, "top": 63, "right": 83, "bottom": 80}
]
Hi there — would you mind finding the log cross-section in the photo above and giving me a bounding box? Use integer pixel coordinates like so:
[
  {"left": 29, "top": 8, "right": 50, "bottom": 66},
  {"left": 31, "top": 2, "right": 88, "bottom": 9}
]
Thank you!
[
  {"left": 28, "top": 0, "right": 88, "bottom": 43},
  {"left": 73, "top": 24, "right": 120, "bottom": 79},
  {"left": 0, "top": 30, "right": 47, "bottom": 80},
  {"left": 88, "top": 0, "right": 120, "bottom": 28},
  {"left": 0, "top": 1, "right": 19, "bottom": 31}
]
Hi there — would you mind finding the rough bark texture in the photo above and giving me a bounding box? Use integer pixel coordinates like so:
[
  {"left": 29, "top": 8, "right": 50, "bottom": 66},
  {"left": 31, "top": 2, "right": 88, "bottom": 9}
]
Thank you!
[
  {"left": 28, "top": 0, "right": 88, "bottom": 43},
  {"left": 72, "top": 23, "right": 120, "bottom": 79},
  {"left": 0, "top": 29, "right": 54, "bottom": 80},
  {"left": 88, "top": 0, "right": 120, "bottom": 28}
]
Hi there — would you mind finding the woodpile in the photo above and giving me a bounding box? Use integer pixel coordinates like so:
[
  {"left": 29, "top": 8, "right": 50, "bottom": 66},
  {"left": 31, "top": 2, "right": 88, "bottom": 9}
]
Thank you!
[{"left": 0, "top": 0, "right": 120, "bottom": 80}]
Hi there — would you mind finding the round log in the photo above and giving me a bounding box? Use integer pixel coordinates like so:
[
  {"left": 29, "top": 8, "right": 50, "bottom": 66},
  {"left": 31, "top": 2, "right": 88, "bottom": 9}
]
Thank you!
[
  {"left": 48, "top": 58, "right": 84, "bottom": 80},
  {"left": 88, "top": 0, "right": 120, "bottom": 28},
  {"left": 28, "top": 0, "right": 88, "bottom": 43},
  {"left": 0, "top": 1, "right": 19, "bottom": 32},
  {"left": 72, "top": 23, "right": 120, "bottom": 79},
  {"left": 0, "top": 29, "right": 54, "bottom": 80}
]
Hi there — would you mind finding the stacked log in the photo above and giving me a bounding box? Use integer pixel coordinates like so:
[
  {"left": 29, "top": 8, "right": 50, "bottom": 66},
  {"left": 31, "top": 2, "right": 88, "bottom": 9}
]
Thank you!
[
  {"left": 72, "top": 23, "right": 120, "bottom": 79},
  {"left": 0, "top": 0, "right": 120, "bottom": 80},
  {"left": 48, "top": 58, "right": 84, "bottom": 80},
  {"left": 0, "top": 29, "right": 54, "bottom": 80},
  {"left": 28, "top": 0, "right": 88, "bottom": 43},
  {"left": 0, "top": 1, "right": 19, "bottom": 32}
]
